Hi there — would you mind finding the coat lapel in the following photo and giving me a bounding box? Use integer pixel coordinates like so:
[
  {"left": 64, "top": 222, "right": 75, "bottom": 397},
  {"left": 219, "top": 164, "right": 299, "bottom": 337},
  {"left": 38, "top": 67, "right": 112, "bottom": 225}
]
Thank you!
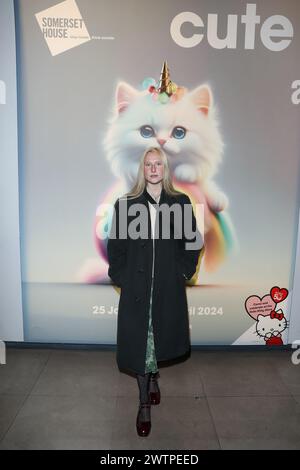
[{"left": 142, "top": 186, "right": 166, "bottom": 208}]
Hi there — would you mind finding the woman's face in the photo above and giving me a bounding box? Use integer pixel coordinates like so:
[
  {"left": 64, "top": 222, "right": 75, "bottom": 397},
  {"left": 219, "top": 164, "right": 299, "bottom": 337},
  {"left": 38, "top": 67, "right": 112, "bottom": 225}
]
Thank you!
[{"left": 144, "top": 151, "right": 164, "bottom": 185}]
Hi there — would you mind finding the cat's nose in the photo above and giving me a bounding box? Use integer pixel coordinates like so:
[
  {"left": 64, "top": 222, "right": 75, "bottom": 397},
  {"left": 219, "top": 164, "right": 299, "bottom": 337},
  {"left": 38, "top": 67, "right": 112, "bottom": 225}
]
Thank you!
[{"left": 157, "top": 138, "right": 166, "bottom": 146}]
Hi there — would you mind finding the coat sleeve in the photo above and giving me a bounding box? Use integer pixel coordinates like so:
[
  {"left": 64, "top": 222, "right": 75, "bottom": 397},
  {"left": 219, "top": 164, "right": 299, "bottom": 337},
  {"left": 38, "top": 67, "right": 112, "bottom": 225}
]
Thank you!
[
  {"left": 107, "top": 198, "right": 128, "bottom": 287},
  {"left": 178, "top": 194, "right": 204, "bottom": 281}
]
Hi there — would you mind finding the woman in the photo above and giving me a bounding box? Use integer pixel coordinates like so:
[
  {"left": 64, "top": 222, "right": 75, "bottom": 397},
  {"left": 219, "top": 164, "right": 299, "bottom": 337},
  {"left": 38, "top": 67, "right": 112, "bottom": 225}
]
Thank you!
[{"left": 107, "top": 147, "right": 203, "bottom": 437}]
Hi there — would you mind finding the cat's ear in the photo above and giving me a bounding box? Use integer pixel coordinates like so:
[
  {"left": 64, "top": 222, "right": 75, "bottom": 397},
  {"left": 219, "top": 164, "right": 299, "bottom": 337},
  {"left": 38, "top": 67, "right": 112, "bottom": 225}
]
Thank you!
[
  {"left": 189, "top": 84, "right": 213, "bottom": 116},
  {"left": 115, "top": 82, "right": 139, "bottom": 114}
]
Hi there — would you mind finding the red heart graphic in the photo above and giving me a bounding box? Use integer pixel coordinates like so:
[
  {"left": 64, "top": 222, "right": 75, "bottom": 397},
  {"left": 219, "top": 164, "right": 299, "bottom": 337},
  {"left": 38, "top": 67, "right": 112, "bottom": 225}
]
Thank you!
[{"left": 270, "top": 286, "right": 288, "bottom": 304}]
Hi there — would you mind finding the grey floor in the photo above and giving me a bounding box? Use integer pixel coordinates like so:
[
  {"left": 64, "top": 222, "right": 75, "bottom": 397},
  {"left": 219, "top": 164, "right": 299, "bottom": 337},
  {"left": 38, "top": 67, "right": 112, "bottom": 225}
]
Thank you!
[{"left": 0, "top": 347, "right": 299, "bottom": 450}]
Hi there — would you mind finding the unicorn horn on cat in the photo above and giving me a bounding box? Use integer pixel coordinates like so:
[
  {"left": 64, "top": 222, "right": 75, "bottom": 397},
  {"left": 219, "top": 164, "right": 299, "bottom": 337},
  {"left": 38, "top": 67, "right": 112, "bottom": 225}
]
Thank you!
[
  {"left": 157, "top": 61, "right": 173, "bottom": 96},
  {"left": 154, "top": 61, "right": 186, "bottom": 102}
]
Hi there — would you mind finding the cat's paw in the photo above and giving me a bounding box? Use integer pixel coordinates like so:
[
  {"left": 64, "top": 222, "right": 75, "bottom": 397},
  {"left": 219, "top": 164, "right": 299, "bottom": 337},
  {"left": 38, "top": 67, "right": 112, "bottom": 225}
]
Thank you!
[
  {"left": 206, "top": 191, "right": 229, "bottom": 212},
  {"left": 174, "top": 164, "right": 198, "bottom": 183}
]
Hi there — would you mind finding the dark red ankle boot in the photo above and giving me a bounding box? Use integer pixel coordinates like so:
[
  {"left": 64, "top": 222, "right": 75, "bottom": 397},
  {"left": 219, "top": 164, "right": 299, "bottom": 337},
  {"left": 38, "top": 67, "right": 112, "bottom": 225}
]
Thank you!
[{"left": 136, "top": 402, "right": 151, "bottom": 437}]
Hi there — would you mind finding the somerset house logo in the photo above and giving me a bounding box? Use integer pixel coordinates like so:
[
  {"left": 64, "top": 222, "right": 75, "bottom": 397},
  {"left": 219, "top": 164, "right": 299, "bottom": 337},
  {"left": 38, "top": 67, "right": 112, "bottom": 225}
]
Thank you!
[{"left": 35, "top": 0, "right": 91, "bottom": 56}]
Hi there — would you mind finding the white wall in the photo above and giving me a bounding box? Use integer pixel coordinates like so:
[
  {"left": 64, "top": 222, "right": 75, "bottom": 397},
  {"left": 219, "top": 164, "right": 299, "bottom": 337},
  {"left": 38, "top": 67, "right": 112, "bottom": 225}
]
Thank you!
[
  {"left": 288, "top": 205, "right": 300, "bottom": 344},
  {"left": 0, "top": 0, "right": 24, "bottom": 341}
]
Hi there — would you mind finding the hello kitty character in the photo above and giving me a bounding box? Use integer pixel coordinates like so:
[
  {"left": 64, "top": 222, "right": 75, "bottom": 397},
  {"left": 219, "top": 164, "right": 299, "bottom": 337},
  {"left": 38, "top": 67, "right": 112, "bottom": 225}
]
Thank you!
[
  {"left": 245, "top": 286, "right": 289, "bottom": 346},
  {"left": 256, "top": 309, "right": 288, "bottom": 345}
]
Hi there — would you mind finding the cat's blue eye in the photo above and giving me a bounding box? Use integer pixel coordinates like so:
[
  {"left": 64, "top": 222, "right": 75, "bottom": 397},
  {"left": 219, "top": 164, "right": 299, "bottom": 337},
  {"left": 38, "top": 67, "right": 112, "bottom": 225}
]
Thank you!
[
  {"left": 140, "top": 125, "right": 155, "bottom": 138},
  {"left": 172, "top": 126, "right": 186, "bottom": 139}
]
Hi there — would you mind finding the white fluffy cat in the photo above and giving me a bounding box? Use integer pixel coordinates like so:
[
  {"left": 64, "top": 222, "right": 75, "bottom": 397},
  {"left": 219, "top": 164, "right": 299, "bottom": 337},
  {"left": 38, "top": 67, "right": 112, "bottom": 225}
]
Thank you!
[{"left": 103, "top": 81, "right": 228, "bottom": 213}]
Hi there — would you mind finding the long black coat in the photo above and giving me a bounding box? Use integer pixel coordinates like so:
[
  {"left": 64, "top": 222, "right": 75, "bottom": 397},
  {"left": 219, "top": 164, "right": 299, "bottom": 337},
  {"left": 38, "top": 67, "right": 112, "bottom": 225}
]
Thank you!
[{"left": 107, "top": 186, "right": 203, "bottom": 375}]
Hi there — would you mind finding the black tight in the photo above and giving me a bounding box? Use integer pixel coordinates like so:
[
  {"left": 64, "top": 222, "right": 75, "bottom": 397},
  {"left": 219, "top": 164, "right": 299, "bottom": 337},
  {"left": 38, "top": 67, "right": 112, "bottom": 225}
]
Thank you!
[
  {"left": 136, "top": 372, "right": 151, "bottom": 404},
  {"left": 136, "top": 371, "right": 159, "bottom": 404}
]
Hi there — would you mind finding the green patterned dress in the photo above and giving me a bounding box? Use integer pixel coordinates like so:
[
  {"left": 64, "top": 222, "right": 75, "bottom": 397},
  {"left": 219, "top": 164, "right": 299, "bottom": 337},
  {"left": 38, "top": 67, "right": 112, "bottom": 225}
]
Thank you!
[
  {"left": 144, "top": 196, "right": 159, "bottom": 374},
  {"left": 144, "top": 276, "right": 158, "bottom": 374}
]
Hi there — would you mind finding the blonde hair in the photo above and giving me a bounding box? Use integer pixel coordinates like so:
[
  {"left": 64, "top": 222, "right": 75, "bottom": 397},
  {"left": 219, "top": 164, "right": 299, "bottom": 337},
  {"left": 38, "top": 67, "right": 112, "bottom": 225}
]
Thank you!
[{"left": 122, "top": 147, "right": 181, "bottom": 200}]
